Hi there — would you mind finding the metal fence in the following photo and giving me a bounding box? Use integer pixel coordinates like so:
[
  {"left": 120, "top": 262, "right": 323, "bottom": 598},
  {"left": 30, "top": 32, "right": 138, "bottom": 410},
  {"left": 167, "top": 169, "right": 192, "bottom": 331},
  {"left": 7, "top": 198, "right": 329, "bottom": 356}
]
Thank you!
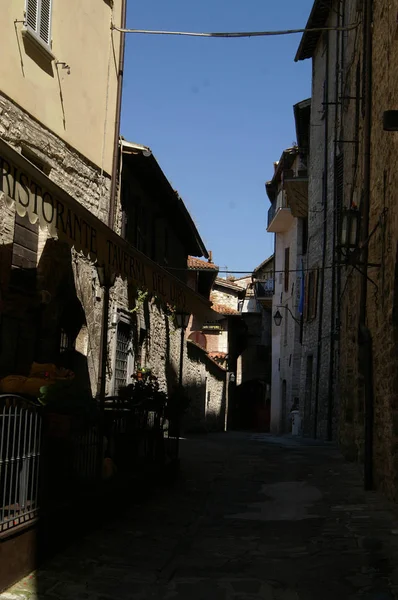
[
  {"left": 0, "top": 394, "right": 176, "bottom": 536},
  {"left": 0, "top": 395, "right": 42, "bottom": 535}
]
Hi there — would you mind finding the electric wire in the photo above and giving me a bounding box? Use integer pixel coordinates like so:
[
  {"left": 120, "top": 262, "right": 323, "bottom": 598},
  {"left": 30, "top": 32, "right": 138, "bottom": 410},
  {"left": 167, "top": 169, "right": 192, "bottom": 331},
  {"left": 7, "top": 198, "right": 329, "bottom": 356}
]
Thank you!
[{"left": 111, "top": 23, "right": 359, "bottom": 39}]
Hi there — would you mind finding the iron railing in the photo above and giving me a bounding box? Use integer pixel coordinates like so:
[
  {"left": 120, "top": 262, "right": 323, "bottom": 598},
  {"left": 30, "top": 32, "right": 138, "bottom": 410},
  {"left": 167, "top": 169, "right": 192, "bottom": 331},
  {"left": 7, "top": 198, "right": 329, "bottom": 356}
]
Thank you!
[
  {"left": 254, "top": 279, "right": 274, "bottom": 298},
  {"left": 0, "top": 393, "right": 176, "bottom": 535},
  {"left": 0, "top": 395, "right": 42, "bottom": 535}
]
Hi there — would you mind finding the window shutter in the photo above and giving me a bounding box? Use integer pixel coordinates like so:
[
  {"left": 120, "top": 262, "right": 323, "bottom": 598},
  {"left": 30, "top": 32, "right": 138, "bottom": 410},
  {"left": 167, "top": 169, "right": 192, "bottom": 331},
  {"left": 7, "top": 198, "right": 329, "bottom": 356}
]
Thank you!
[
  {"left": 311, "top": 269, "right": 319, "bottom": 320},
  {"left": 39, "top": 0, "right": 52, "bottom": 45},
  {"left": 304, "top": 273, "right": 309, "bottom": 322},
  {"left": 26, "top": 0, "right": 38, "bottom": 32}
]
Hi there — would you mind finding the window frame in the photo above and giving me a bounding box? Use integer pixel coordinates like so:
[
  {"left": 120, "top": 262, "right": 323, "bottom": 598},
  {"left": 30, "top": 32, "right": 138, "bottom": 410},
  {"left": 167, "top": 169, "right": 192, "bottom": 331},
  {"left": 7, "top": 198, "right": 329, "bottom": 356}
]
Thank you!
[
  {"left": 304, "top": 269, "right": 319, "bottom": 322},
  {"left": 24, "top": 0, "right": 53, "bottom": 56}
]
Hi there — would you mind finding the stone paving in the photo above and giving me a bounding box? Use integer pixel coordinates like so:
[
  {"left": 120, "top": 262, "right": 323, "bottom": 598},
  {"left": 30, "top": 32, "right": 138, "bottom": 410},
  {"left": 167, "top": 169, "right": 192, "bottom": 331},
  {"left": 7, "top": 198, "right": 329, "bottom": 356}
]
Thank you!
[{"left": 3, "top": 432, "right": 398, "bottom": 599}]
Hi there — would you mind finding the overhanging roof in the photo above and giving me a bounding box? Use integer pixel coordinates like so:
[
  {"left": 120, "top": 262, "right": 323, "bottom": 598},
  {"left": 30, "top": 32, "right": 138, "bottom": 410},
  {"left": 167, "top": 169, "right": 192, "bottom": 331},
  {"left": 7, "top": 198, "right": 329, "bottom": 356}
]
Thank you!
[
  {"left": 253, "top": 254, "right": 274, "bottom": 276},
  {"left": 0, "top": 137, "right": 211, "bottom": 316},
  {"left": 121, "top": 139, "right": 208, "bottom": 259},
  {"left": 295, "top": 0, "right": 332, "bottom": 62}
]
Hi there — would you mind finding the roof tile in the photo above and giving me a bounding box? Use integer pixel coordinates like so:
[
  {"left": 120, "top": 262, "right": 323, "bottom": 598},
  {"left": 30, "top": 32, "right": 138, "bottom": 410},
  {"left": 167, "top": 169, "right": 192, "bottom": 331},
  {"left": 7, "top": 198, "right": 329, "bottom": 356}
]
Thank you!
[{"left": 188, "top": 256, "right": 219, "bottom": 270}]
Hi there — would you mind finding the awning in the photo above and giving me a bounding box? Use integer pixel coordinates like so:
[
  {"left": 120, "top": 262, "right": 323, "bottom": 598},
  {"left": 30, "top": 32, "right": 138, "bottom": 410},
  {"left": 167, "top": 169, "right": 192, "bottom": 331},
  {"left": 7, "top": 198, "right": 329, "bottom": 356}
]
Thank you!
[{"left": 0, "top": 138, "right": 211, "bottom": 315}]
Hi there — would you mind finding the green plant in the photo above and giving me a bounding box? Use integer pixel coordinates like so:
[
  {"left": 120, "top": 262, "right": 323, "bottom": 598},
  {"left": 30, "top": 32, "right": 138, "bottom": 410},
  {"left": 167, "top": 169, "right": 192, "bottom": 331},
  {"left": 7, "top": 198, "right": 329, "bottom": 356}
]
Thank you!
[
  {"left": 118, "top": 375, "right": 167, "bottom": 412},
  {"left": 129, "top": 290, "right": 149, "bottom": 314}
]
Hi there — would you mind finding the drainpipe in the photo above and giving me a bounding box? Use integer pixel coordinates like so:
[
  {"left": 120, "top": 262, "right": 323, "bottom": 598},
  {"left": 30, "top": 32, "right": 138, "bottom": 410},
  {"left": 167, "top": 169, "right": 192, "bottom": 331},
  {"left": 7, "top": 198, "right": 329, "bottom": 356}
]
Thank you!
[
  {"left": 313, "top": 31, "right": 329, "bottom": 439},
  {"left": 361, "top": 0, "right": 374, "bottom": 491},
  {"left": 327, "top": 2, "right": 342, "bottom": 442},
  {"left": 108, "top": 0, "right": 127, "bottom": 231}
]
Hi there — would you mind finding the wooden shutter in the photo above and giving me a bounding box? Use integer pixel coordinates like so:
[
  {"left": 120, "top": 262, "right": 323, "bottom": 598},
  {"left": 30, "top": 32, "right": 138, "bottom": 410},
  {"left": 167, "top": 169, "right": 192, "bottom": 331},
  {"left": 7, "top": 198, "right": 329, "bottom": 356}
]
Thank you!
[
  {"left": 284, "top": 247, "right": 290, "bottom": 292},
  {"left": 310, "top": 269, "right": 319, "bottom": 320},
  {"left": 26, "top": 0, "right": 38, "bottom": 32},
  {"left": 39, "top": 0, "right": 52, "bottom": 45},
  {"left": 304, "top": 273, "right": 309, "bottom": 322}
]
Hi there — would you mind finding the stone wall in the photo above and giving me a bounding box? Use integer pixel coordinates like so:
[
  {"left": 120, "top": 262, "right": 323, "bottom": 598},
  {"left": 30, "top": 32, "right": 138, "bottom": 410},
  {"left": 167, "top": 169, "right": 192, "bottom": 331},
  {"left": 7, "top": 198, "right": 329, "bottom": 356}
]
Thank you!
[
  {"left": 210, "top": 282, "right": 241, "bottom": 310},
  {"left": 298, "top": 4, "right": 341, "bottom": 441},
  {"left": 339, "top": 0, "right": 398, "bottom": 500},
  {"left": 184, "top": 341, "right": 227, "bottom": 432},
  {"left": 0, "top": 94, "right": 111, "bottom": 222},
  {"left": 0, "top": 93, "right": 111, "bottom": 388}
]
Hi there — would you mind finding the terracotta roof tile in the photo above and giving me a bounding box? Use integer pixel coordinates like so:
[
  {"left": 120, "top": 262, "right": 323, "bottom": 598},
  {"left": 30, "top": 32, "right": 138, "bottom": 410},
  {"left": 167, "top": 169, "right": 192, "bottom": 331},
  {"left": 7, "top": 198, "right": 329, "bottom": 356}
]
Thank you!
[
  {"left": 212, "top": 303, "right": 240, "bottom": 316},
  {"left": 188, "top": 256, "right": 219, "bottom": 270}
]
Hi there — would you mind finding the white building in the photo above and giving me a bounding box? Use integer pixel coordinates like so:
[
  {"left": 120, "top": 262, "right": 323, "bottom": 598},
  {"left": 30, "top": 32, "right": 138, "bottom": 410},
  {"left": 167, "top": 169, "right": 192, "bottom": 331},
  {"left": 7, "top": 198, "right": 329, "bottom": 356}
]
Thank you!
[{"left": 266, "top": 106, "right": 310, "bottom": 433}]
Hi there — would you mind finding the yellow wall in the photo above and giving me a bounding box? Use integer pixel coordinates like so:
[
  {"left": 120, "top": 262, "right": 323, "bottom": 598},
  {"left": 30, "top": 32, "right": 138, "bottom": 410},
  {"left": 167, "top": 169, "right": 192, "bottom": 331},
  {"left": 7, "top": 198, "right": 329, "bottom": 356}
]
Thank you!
[{"left": 0, "top": 0, "right": 123, "bottom": 173}]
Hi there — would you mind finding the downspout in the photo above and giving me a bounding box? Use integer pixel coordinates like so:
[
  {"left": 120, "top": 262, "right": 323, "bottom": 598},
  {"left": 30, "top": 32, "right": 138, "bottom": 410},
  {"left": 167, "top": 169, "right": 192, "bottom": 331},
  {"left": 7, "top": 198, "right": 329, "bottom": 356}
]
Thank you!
[
  {"left": 327, "top": 2, "right": 342, "bottom": 441},
  {"left": 108, "top": 0, "right": 127, "bottom": 231},
  {"left": 361, "top": 0, "right": 374, "bottom": 491},
  {"left": 313, "top": 31, "right": 329, "bottom": 439}
]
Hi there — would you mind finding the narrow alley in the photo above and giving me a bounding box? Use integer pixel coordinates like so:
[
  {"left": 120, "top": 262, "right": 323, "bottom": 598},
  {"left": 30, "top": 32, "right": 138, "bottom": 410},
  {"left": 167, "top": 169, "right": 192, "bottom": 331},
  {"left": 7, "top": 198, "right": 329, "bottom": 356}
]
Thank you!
[{"left": 4, "top": 433, "right": 398, "bottom": 600}]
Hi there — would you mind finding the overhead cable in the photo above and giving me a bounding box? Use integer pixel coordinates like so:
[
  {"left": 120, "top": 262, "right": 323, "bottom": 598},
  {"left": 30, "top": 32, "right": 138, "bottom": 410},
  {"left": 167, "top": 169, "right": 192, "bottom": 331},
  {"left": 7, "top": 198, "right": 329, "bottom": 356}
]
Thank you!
[{"left": 111, "top": 23, "right": 359, "bottom": 39}]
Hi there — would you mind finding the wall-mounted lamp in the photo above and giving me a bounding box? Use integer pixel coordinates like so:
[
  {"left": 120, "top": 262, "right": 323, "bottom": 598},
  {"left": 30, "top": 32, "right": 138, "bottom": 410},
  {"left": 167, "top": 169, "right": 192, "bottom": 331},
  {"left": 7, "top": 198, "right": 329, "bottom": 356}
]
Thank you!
[
  {"left": 175, "top": 311, "right": 190, "bottom": 330},
  {"left": 96, "top": 264, "right": 116, "bottom": 289},
  {"left": 340, "top": 207, "right": 360, "bottom": 250},
  {"left": 229, "top": 372, "right": 236, "bottom": 383},
  {"left": 273, "top": 305, "right": 301, "bottom": 326}
]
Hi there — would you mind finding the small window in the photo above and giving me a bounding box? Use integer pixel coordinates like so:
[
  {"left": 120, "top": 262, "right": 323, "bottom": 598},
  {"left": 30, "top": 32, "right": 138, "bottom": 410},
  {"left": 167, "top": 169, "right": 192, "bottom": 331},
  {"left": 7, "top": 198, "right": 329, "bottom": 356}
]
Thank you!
[
  {"left": 25, "top": 0, "right": 52, "bottom": 48},
  {"left": 115, "top": 322, "right": 131, "bottom": 393},
  {"left": 60, "top": 329, "right": 75, "bottom": 353}
]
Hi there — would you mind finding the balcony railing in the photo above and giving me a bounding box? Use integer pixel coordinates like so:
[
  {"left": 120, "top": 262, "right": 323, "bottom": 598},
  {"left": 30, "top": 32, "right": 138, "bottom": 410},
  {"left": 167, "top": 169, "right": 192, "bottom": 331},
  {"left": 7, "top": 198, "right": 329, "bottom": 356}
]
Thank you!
[
  {"left": 267, "top": 190, "right": 294, "bottom": 233},
  {"left": 267, "top": 203, "right": 276, "bottom": 228},
  {"left": 255, "top": 280, "right": 274, "bottom": 298}
]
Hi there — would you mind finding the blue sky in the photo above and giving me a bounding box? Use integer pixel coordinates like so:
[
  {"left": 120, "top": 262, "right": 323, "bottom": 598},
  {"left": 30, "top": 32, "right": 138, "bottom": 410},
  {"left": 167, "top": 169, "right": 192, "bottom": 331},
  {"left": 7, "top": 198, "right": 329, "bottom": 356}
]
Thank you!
[{"left": 121, "top": 1, "right": 314, "bottom": 274}]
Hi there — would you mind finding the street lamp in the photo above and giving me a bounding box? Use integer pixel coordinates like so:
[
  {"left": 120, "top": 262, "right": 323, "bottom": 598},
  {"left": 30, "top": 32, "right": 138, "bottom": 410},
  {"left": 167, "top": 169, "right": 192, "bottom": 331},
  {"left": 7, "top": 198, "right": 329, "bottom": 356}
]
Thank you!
[
  {"left": 96, "top": 263, "right": 116, "bottom": 478},
  {"left": 340, "top": 208, "right": 360, "bottom": 250},
  {"left": 174, "top": 311, "right": 190, "bottom": 459},
  {"left": 273, "top": 305, "right": 301, "bottom": 326}
]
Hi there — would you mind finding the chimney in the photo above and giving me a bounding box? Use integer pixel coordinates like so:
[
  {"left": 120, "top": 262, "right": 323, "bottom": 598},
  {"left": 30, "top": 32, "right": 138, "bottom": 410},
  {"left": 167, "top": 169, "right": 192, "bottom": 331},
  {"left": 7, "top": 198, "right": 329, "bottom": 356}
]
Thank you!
[{"left": 208, "top": 250, "right": 213, "bottom": 263}]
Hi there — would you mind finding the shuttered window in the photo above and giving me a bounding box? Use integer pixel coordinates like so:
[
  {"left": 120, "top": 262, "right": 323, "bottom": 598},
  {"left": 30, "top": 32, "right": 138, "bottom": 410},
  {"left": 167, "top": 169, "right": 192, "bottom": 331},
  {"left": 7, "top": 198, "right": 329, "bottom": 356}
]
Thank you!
[
  {"left": 25, "top": 0, "right": 52, "bottom": 47},
  {"left": 304, "top": 269, "right": 319, "bottom": 322}
]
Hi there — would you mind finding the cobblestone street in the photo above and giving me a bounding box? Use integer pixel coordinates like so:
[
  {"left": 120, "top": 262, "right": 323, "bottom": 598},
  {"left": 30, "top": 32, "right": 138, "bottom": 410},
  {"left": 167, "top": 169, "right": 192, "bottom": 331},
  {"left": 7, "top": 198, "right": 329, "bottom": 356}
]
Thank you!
[{"left": 4, "top": 433, "right": 398, "bottom": 600}]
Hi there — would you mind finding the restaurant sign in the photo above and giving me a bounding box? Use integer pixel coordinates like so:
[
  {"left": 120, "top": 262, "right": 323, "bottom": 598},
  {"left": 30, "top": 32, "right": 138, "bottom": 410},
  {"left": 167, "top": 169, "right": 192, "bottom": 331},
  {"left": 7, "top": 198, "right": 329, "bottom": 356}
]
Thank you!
[{"left": 0, "top": 140, "right": 210, "bottom": 314}]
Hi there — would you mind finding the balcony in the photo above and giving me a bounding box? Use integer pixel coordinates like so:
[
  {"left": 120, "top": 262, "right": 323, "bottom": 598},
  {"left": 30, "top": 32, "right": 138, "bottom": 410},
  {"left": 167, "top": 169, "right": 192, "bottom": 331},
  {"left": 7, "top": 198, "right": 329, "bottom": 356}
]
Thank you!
[
  {"left": 254, "top": 279, "right": 274, "bottom": 308},
  {"left": 283, "top": 171, "right": 308, "bottom": 218},
  {"left": 267, "top": 190, "right": 294, "bottom": 233}
]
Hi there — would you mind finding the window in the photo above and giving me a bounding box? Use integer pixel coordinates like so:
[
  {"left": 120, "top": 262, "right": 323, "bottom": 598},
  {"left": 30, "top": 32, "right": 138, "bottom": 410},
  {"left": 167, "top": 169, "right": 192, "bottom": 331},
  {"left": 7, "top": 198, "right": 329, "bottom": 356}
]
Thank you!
[
  {"left": 304, "top": 269, "right": 319, "bottom": 322},
  {"left": 284, "top": 248, "right": 290, "bottom": 292},
  {"left": 25, "top": 0, "right": 52, "bottom": 48},
  {"left": 60, "top": 329, "right": 75, "bottom": 353},
  {"left": 115, "top": 322, "right": 131, "bottom": 394}
]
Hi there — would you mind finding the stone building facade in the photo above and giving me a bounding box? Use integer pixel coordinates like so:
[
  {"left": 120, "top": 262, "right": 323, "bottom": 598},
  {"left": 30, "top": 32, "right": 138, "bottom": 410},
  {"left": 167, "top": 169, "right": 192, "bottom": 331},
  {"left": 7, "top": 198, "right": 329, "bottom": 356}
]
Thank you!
[
  {"left": 295, "top": 2, "right": 342, "bottom": 441},
  {"left": 337, "top": 0, "right": 398, "bottom": 499},
  {"left": 297, "top": 0, "right": 398, "bottom": 501},
  {"left": 0, "top": 0, "right": 124, "bottom": 389}
]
